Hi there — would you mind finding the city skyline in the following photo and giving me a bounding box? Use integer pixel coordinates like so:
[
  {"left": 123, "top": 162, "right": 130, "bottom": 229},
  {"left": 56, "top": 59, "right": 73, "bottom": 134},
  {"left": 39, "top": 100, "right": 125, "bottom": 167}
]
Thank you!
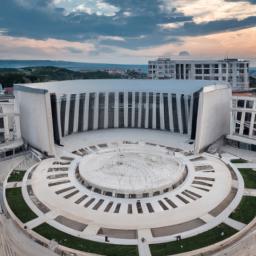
[{"left": 0, "top": 0, "right": 256, "bottom": 65}]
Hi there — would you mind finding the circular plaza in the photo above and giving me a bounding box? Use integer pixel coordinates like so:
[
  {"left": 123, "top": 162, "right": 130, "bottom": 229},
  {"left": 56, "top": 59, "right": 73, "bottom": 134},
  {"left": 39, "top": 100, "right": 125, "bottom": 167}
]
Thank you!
[
  {"left": 78, "top": 143, "right": 187, "bottom": 198},
  {"left": 4, "top": 129, "right": 256, "bottom": 256}
]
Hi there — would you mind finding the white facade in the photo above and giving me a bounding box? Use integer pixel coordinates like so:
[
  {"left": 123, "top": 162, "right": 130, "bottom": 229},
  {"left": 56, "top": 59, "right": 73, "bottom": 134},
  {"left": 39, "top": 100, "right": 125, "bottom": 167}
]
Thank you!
[
  {"left": 0, "top": 97, "right": 21, "bottom": 144},
  {"left": 195, "top": 85, "right": 231, "bottom": 153},
  {"left": 14, "top": 79, "right": 231, "bottom": 155},
  {"left": 227, "top": 94, "right": 256, "bottom": 152},
  {"left": 148, "top": 58, "right": 249, "bottom": 89},
  {"left": 0, "top": 96, "right": 23, "bottom": 159}
]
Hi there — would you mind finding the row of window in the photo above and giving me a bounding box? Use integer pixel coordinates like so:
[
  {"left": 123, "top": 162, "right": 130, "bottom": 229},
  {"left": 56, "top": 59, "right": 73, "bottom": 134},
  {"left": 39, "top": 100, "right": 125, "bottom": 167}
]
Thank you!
[
  {"left": 233, "top": 99, "right": 255, "bottom": 109},
  {"left": 234, "top": 111, "right": 256, "bottom": 137}
]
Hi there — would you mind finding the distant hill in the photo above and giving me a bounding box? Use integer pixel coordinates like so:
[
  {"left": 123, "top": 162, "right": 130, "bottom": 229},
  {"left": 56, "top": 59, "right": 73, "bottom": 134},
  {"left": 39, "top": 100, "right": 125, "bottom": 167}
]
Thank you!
[
  {"left": 0, "top": 60, "right": 147, "bottom": 73},
  {"left": 0, "top": 66, "right": 146, "bottom": 88}
]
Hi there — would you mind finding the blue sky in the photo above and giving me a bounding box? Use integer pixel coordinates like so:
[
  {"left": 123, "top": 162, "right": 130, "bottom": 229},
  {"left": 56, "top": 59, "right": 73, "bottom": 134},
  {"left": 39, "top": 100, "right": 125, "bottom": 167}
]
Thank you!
[{"left": 0, "top": 0, "right": 256, "bottom": 64}]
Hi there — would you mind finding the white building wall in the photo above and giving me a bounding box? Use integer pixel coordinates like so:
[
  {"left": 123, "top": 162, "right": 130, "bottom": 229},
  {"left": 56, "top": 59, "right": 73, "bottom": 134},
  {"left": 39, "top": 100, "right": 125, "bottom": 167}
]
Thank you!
[
  {"left": 73, "top": 94, "right": 80, "bottom": 133},
  {"left": 148, "top": 58, "right": 249, "bottom": 89},
  {"left": 132, "top": 92, "right": 135, "bottom": 127},
  {"left": 194, "top": 85, "right": 231, "bottom": 153},
  {"left": 124, "top": 92, "right": 128, "bottom": 128},
  {"left": 114, "top": 92, "right": 119, "bottom": 128},
  {"left": 56, "top": 95, "right": 62, "bottom": 140},
  {"left": 94, "top": 92, "right": 99, "bottom": 130},
  {"left": 83, "top": 93, "right": 90, "bottom": 131},
  {"left": 15, "top": 89, "right": 55, "bottom": 155},
  {"left": 160, "top": 93, "right": 165, "bottom": 130},
  {"left": 64, "top": 94, "right": 70, "bottom": 136},
  {"left": 104, "top": 92, "right": 109, "bottom": 129}
]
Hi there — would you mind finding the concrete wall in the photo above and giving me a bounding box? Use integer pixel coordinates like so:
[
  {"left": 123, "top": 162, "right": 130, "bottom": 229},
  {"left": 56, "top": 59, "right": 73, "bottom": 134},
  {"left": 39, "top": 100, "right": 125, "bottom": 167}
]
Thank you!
[
  {"left": 194, "top": 85, "right": 231, "bottom": 153},
  {"left": 15, "top": 88, "right": 55, "bottom": 155}
]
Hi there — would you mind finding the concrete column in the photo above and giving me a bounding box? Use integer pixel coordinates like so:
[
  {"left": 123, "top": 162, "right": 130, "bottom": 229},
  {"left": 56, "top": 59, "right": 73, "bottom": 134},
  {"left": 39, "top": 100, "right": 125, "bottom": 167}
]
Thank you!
[
  {"left": 124, "top": 92, "right": 129, "bottom": 128},
  {"left": 168, "top": 94, "right": 174, "bottom": 132},
  {"left": 14, "top": 114, "right": 21, "bottom": 139},
  {"left": 3, "top": 116, "right": 10, "bottom": 141},
  {"left": 73, "top": 94, "right": 80, "bottom": 133},
  {"left": 188, "top": 95, "right": 194, "bottom": 136},
  {"left": 183, "top": 63, "right": 186, "bottom": 79},
  {"left": 244, "top": 65, "right": 249, "bottom": 89},
  {"left": 239, "top": 111, "right": 245, "bottom": 135},
  {"left": 184, "top": 95, "right": 189, "bottom": 127},
  {"left": 138, "top": 92, "right": 142, "bottom": 128},
  {"left": 93, "top": 92, "right": 99, "bottom": 130},
  {"left": 83, "top": 93, "right": 90, "bottom": 131},
  {"left": 145, "top": 92, "right": 149, "bottom": 128},
  {"left": 160, "top": 93, "right": 165, "bottom": 130},
  {"left": 56, "top": 95, "right": 62, "bottom": 140},
  {"left": 218, "top": 63, "right": 222, "bottom": 81},
  {"left": 152, "top": 93, "right": 156, "bottom": 129},
  {"left": 104, "top": 92, "right": 109, "bottom": 129},
  {"left": 132, "top": 92, "right": 135, "bottom": 127},
  {"left": 177, "top": 94, "right": 183, "bottom": 134},
  {"left": 249, "top": 100, "right": 256, "bottom": 137},
  {"left": 114, "top": 92, "right": 119, "bottom": 128},
  {"left": 232, "top": 64, "right": 236, "bottom": 88},
  {"left": 64, "top": 94, "right": 70, "bottom": 136}
]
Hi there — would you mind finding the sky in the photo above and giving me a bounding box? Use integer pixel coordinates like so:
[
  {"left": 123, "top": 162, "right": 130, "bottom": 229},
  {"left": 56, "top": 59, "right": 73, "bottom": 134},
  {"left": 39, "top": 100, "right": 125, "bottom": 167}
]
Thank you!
[{"left": 0, "top": 0, "right": 256, "bottom": 65}]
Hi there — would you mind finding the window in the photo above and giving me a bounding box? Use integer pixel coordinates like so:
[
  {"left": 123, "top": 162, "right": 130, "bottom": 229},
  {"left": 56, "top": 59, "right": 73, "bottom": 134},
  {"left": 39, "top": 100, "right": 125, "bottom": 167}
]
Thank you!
[
  {"left": 148, "top": 93, "right": 153, "bottom": 129},
  {"left": 134, "top": 92, "right": 140, "bottom": 127},
  {"left": 119, "top": 92, "right": 124, "bottom": 128},
  {"left": 163, "top": 93, "right": 170, "bottom": 131},
  {"left": 78, "top": 93, "right": 86, "bottom": 132},
  {"left": 237, "top": 100, "right": 245, "bottom": 108},
  {"left": 0, "top": 117, "right": 3, "bottom": 129},
  {"left": 246, "top": 100, "right": 253, "bottom": 109},
  {"left": 108, "top": 92, "right": 115, "bottom": 128},
  {"left": 68, "top": 94, "right": 76, "bottom": 134},
  {"left": 60, "top": 96, "right": 66, "bottom": 136},
  {"left": 172, "top": 94, "right": 179, "bottom": 133},
  {"left": 98, "top": 93, "right": 105, "bottom": 129},
  {"left": 156, "top": 93, "right": 161, "bottom": 130},
  {"left": 128, "top": 92, "right": 133, "bottom": 127}
]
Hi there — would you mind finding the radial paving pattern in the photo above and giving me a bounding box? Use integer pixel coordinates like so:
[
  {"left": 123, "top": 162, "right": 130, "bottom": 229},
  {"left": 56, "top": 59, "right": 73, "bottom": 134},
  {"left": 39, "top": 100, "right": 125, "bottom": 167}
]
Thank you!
[{"left": 4, "top": 130, "right": 250, "bottom": 256}]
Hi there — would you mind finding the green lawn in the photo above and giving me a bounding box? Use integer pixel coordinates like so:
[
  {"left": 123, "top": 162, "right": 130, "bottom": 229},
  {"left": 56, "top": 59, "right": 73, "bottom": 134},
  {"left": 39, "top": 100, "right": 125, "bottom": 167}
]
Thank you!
[
  {"left": 7, "top": 170, "right": 26, "bottom": 182},
  {"left": 150, "top": 224, "right": 237, "bottom": 256},
  {"left": 230, "top": 196, "right": 256, "bottom": 224},
  {"left": 231, "top": 159, "right": 248, "bottom": 164},
  {"left": 33, "top": 223, "right": 139, "bottom": 256},
  {"left": 239, "top": 169, "right": 256, "bottom": 189},
  {"left": 5, "top": 187, "right": 38, "bottom": 223}
]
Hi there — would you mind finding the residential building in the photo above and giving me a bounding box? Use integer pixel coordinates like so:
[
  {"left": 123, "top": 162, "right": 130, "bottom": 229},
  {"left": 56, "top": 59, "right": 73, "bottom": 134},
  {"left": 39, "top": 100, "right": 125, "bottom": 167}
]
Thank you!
[{"left": 148, "top": 58, "right": 249, "bottom": 89}]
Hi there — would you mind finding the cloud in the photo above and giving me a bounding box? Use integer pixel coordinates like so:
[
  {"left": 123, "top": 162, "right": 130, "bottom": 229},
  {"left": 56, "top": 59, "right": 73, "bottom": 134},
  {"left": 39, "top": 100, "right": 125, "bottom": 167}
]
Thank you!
[
  {"left": 65, "top": 47, "right": 84, "bottom": 54},
  {"left": 162, "top": 0, "right": 256, "bottom": 24},
  {"left": 97, "top": 35, "right": 126, "bottom": 42},
  {"left": 0, "top": 0, "right": 256, "bottom": 62},
  {"left": 159, "top": 22, "right": 185, "bottom": 30},
  {"left": 0, "top": 28, "right": 8, "bottom": 35},
  {"left": 66, "top": 0, "right": 120, "bottom": 16}
]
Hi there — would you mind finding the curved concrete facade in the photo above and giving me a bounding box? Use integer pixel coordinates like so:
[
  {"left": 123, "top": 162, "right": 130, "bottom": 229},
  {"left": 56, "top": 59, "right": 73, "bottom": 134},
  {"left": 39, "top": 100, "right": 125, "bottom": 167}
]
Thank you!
[{"left": 14, "top": 80, "right": 231, "bottom": 155}]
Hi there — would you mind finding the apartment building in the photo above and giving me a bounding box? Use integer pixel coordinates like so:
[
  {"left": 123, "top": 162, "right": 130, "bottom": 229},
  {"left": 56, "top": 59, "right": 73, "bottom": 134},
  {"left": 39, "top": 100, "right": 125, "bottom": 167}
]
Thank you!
[{"left": 148, "top": 58, "right": 249, "bottom": 89}]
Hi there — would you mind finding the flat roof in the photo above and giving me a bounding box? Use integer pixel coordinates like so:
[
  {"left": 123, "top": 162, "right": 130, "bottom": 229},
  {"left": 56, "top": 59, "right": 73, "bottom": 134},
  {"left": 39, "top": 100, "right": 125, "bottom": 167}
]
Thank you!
[
  {"left": 149, "top": 58, "right": 249, "bottom": 63},
  {"left": 14, "top": 79, "right": 228, "bottom": 95}
]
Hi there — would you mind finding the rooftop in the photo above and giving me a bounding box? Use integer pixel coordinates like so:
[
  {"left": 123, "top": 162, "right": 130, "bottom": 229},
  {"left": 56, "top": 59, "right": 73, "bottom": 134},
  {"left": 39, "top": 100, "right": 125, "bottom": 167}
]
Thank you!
[
  {"left": 149, "top": 58, "right": 249, "bottom": 63},
  {"left": 14, "top": 79, "right": 228, "bottom": 95}
]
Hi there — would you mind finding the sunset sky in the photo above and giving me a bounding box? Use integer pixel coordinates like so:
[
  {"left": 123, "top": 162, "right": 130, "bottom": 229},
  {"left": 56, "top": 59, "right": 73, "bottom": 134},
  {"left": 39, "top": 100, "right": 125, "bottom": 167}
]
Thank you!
[{"left": 0, "top": 0, "right": 256, "bottom": 65}]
